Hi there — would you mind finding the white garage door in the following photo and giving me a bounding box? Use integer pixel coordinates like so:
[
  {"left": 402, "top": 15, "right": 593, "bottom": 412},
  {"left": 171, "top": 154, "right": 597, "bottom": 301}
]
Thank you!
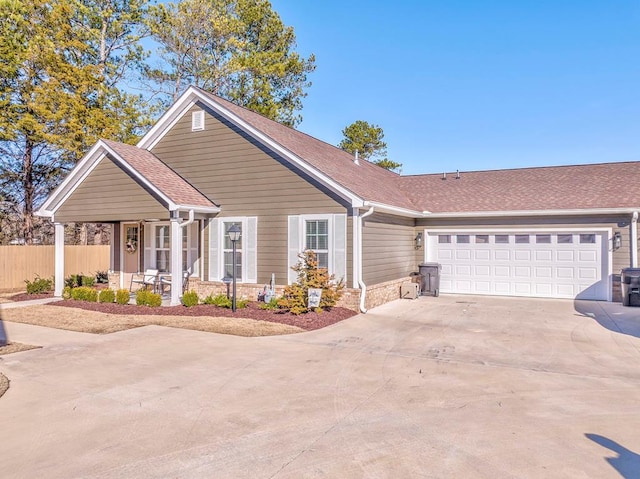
[{"left": 427, "top": 231, "right": 609, "bottom": 300}]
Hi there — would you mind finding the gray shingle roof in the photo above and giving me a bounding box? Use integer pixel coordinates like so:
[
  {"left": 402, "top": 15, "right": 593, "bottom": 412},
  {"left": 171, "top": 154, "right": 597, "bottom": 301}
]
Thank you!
[
  {"left": 102, "top": 140, "right": 216, "bottom": 209},
  {"left": 199, "top": 89, "right": 640, "bottom": 214}
]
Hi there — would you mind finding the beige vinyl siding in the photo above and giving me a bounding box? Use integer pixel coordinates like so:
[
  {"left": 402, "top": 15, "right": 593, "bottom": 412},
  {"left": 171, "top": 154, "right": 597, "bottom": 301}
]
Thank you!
[
  {"left": 362, "top": 213, "right": 418, "bottom": 285},
  {"left": 152, "top": 104, "right": 347, "bottom": 284},
  {"left": 417, "top": 215, "right": 631, "bottom": 274},
  {"left": 55, "top": 158, "right": 168, "bottom": 223}
]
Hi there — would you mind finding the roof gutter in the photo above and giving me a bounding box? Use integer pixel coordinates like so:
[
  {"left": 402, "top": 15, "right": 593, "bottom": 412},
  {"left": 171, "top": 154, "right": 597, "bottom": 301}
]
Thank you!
[
  {"left": 358, "top": 206, "right": 375, "bottom": 313},
  {"left": 421, "top": 207, "right": 640, "bottom": 218},
  {"left": 632, "top": 212, "right": 638, "bottom": 268},
  {"left": 363, "top": 201, "right": 422, "bottom": 218}
]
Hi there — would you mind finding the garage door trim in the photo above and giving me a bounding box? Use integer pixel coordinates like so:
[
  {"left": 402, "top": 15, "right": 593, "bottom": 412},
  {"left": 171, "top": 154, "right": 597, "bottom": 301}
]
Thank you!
[{"left": 424, "top": 227, "right": 613, "bottom": 301}]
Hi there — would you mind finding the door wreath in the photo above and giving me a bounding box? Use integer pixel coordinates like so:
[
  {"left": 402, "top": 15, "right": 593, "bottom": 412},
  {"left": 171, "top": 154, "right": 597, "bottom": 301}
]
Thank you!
[{"left": 126, "top": 239, "right": 137, "bottom": 254}]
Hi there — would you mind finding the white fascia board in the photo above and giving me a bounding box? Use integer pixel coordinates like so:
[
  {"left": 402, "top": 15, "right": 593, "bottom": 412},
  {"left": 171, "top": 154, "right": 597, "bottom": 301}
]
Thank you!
[
  {"left": 139, "top": 87, "right": 364, "bottom": 208},
  {"left": 363, "top": 201, "right": 422, "bottom": 218},
  {"left": 137, "top": 86, "right": 201, "bottom": 149},
  {"left": 422, "top": 207, "right": 640, "bottom": 218},
  {"left": 37, "top": 141, "right": 108, "bottom": 215},
  {"left": 174, "top": 205, "right": 221, "bottom": 214}
]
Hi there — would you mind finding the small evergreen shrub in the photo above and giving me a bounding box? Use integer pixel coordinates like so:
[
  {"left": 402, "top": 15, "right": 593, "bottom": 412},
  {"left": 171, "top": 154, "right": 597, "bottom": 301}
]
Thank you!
[
  {"left": 202, "top": 293, "right": 247, "bottom": 309},
  {"left": 95, "top": 270, "right": 109, "bottom": 284},
  {"left": 65, "top": 274, "right": 82, "bottom": 288},
  {"left": 70, "top": 286, "right": 98, "bottom": 302},
  {"left": 24, "top": 275, "right": 53, "bottom": 294},
  {"left": 62, "top": 286, "right": 72, "bottom": 300},
  {"left": 98, "top": 288, "right": 115, "bottom": 303},
  {"left": 278, "top": 250, "right": 344, "bottom": 315},
  {"left": 81, "top": 275, "right": 95, "bottom": 287},
  {"left": 136, "top": 289, "right": 162, "bottom": 307},
  {"left": 181, "top": 290, "right": 199, "bottom": 307},
  {"left": 259, "top": 296, "right": 281, "bottom": 311},
  {"left": 203, "top": 293, "right": 231, "bottom": 308},
  {"left": 115, "top": 289, "right": 130, "bottom": 305}
]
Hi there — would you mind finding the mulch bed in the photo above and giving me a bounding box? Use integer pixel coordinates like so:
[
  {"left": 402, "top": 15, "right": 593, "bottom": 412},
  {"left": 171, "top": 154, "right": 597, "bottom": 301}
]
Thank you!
[
  {"left": 49, "top": 300, "right": 357, "bottom": 331},
  {"left": 10, "top": 292, "right": 54, "bottom": 302}
]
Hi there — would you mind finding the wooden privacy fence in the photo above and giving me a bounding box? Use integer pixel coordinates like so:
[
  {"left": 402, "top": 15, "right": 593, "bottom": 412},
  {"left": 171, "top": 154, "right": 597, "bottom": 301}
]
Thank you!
[{"left": 0, "top": 245, "right": 110, "bottom": 290}]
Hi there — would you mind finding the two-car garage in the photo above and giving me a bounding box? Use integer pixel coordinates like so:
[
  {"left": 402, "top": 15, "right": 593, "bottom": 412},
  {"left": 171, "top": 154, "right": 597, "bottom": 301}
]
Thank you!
[{"left": 425, "top": 230, "right": 610, "bottom": 300}]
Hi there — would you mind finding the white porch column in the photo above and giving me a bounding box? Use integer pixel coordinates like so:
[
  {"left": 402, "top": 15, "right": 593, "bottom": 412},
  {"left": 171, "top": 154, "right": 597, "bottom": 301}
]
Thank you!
[
  {"left": 54, "top": 223, "right": 65, "bottom": 297},
  {"left": 170, "top": 217, "right": 183, "bottom": 306}
]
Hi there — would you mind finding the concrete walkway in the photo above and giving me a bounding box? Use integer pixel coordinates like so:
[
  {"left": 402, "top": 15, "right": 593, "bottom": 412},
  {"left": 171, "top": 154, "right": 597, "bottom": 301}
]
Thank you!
[
  {"left": 0, "top": 296, "right": 59, "bottom": 309},
  {"left": 1, "top": 295, "right": 639, "bottom": 478}
]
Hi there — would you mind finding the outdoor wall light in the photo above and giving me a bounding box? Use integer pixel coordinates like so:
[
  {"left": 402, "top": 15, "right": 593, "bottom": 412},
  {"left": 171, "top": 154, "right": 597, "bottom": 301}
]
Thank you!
[
  {"left": 613, "top": 232, "right": 622, "bottom": 251},
  {"left": 415, "top": 232, "right": 423, "bottom": 249}
]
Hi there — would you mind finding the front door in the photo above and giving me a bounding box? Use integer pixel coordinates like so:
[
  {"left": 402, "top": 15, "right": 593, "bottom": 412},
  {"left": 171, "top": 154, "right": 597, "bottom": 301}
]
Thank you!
[{"left": 123, "top": 223, "right": 140, "bottom": 288}]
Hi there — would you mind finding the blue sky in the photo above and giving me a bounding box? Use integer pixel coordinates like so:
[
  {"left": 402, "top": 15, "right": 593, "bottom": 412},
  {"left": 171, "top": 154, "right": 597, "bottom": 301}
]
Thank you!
[{"left": 270, "top": 0, "right": 640, "bottom": 175}]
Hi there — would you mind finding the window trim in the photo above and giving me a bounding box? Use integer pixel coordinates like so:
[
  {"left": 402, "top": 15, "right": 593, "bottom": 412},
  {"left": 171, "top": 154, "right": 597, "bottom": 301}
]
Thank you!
[
  {"left": 147, "top": 221, "right": 196, "bottom": 273},
  {"left": 299, "top": 214, "right": 334, "bottom": 275},
  {"left": 221, "top": 219, "right": 245, "bottom": 282}
]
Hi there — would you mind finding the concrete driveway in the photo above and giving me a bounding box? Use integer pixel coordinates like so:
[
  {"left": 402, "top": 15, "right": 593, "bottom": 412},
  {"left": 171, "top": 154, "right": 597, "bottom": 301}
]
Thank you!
[{"left": 1, "top": 295, "right": 639, "bottom": 478}]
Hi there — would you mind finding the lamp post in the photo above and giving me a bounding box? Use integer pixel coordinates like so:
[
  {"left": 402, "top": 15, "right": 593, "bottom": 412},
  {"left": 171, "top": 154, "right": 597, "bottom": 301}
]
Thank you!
[{"left": 227, "top": 224, "right": 241, "bottom": 312}]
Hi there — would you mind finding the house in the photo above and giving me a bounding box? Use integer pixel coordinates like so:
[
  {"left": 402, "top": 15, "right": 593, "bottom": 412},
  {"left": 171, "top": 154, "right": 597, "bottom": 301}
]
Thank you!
[{"left": 37, "top": 86, "right": 640, "bottom": 310}]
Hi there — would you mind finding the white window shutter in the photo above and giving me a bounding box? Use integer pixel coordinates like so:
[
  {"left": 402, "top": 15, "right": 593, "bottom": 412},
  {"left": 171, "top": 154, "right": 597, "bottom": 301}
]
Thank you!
[
  {"left": 208, "top": 218, "right": 220, "bottom": 281},
  {"left": 144, "top": 223, "right": 153, "bottom": 270},
  {"left": 188, "top": 221, "right": 199, "bottom": 276},
  {"left": 332, "top": 214, "right": 347, "bottom": 283},
  {"left": 245, "top": 217, "right": 258, "bottom": 283},
  {"left": 288, "top": 215, "right": 301, "bottom": 284}
]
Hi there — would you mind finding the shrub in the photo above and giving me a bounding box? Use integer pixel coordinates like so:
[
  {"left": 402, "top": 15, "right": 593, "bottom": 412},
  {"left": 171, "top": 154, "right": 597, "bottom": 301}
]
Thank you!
[
  {"left": 70, "top": 286, "right": 98, "bottom": 302},
  {"left": 95, "top": 270, "right": 109, "bottom": 284},
  {"left": 115, "top": 289, "right": 130, "bottom": 305},
  {"left": 62, "top": 286, "right": 72, "bottom": 300},
  {"left": 81, "top": 275, "right": 95, "bottom": 287},
  {"left": 203, "top": 293, "right": 231, "bottom": 308},
  {"left": 65, "top": 274, "right": 82, "bottom": 288},
  {"left": 136, "top": 289, "right": 162, "bottom": 307},
  {"left": 98, "top": 289, "right": 115, "bottom": 303},
  {"left": 24, "top": 275, "right": 53, "bottom": 294},
  {"left": 278, "top": 250, "right": 344, "bottom": 315},
  {"left": 259, "top": 296, "right": 281, "bottom": 311},
  {"left": 181, "top": 290, "right": 199, "bottom": 307},
  {"left": 202, "top": 293, "right": 247, "bottom": 309}
]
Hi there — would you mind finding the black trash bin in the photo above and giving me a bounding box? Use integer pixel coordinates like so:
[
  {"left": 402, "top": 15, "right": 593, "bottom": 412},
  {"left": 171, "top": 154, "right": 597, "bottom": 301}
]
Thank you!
[
  {"left": 419, "top": 262, "right": 441, "bottom": 297},
  {"left": 621, "top": 268, "right": 640, "bottom": 306}
]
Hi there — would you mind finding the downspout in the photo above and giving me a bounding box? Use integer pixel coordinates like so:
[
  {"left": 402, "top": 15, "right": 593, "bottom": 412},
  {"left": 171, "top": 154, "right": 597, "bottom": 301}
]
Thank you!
[
  {"left": 632, "top": 211, "right": 638, "bottom": 267},
  {"left": 358, "top": 206, "right": 375, "bottom": 313}
]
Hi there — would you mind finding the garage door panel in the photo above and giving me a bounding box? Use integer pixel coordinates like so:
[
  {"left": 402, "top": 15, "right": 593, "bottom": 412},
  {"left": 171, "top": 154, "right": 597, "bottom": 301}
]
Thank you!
[
  {"left": 475, "top": 250, "right": 490, "bottom": 260},
  {"left": 430, "top": 230, "right": 607, "bottom": 300},
  {"left": 535, "top": 250, "right": 553, "bottom": 261},
  {"left": 456, "top": 250, "right": 471, "bottom": 260},
  {"left": 556, "top": 251, "right": 574, "bottom": 261},
  {"left": 494, "top": 250, "right": 510, "bottom": 260}
]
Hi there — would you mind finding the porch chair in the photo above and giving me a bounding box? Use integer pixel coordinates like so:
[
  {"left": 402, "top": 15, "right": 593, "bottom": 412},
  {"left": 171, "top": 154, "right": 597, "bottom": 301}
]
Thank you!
[
  {"left": 130, "top": 269, "right": 159, "bottom": 293},
  {"left": 160, "top": 271, "right": 190, "bottom": 295}
]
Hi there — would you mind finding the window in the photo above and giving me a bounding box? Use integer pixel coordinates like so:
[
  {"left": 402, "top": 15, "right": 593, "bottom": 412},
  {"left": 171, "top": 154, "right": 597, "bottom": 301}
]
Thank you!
[
  {"left": 438, "top": 234, "right": 451, "bottom": 244},
  {"left": 456, "top": 235, "right": 470, "bottom": 244},
  {"left": 191, "top": 110, "right": 204, "bottom": 131},
  {"left": 287, "top": 214, "right": 346, "bottom": 285},
  {"left": 558, "top": 234, "right": 573, "bottom": 244},
  {"left": 515, "top": 234, "right": 529, "bottom": 244},
  {"left": 209, "top": 217, "right": 257, "bottom": 284},
  {"left": 155, "top": 225, "right": 170, "bottom": 272},
  {"left": 495, "top": 235, "right": 509, "bottom": 244},
  {"left": 475, "top": 235, "right": 489, "bottom": 244},
  {"left": 536, "top": 234, "right": 551, "bottom": 244},
  {"left": 305, "top": 219, "right": 329, "bottom": 269},
  {"left": 223, "top": 221, "right": 243, "bottom": 280},
  {"left": 580, "top": 234, "right": 596, "bottom": 244}
]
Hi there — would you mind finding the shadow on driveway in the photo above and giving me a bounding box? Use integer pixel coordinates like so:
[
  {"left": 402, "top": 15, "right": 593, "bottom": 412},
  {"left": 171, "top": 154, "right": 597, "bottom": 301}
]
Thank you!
[
  {"left": 574, "top": 300, "right": 640, "bottom": 339},
  {"left": 586, "top": 434, "right": 640, "bottom": 479}
]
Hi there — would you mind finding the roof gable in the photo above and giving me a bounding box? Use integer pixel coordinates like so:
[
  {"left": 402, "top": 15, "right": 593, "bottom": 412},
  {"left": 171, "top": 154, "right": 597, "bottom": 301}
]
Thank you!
[{"left": 38, "top": 140, "right": 218, "bottom": 218}]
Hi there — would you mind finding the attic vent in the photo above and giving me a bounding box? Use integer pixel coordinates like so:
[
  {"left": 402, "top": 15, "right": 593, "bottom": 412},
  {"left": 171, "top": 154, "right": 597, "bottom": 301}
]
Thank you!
[{"left": 192, "top": 110, "right": 205, "bottom": 131}]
